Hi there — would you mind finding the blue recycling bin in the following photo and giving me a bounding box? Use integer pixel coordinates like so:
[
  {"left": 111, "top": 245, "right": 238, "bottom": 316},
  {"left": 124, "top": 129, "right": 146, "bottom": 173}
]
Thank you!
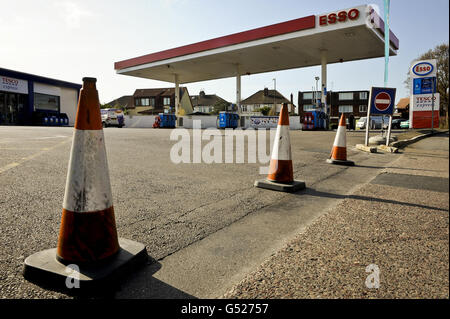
[
  {"left": 158, "top": 113, "right": 176, "bottom": 128},
  {"left": 60, "top": 113, "right": 69, "bottom": 126},
  {"left": 43, "top": 115, "right": 49, "bottom": 126},
  {"left": 311, "top": 110, "right": 326, "bottom": 130},
  {"left": 218, "top": 112, "right": 239, "bottom": 128}
]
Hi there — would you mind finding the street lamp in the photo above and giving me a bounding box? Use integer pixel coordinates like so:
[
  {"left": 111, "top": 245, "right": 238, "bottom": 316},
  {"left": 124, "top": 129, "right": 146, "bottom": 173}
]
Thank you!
[{"left": 315, "top": 76, "right": 320, "bottom": 108}]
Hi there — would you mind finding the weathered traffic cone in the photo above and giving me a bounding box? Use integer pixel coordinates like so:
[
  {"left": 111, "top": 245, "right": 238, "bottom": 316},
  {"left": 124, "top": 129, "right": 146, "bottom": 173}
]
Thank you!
[
  {"left": 23, "top": 78, "right": 147, "bottom": 293},
  {"left": 326, "top": 113, "right": 355, "bottom": 166},
  {"left": 254, "top": 103, "right": 305, "bottom": 192}
]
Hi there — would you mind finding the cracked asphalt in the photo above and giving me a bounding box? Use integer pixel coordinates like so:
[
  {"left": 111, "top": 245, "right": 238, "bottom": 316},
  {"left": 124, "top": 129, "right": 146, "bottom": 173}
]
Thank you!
[{"left": 0, "top": 126, "right": 447, "bottom": 299}]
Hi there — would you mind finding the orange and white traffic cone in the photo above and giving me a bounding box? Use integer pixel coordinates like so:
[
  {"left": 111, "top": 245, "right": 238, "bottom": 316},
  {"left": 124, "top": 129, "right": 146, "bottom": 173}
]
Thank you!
[
  {"left": 255, "top": 103, "right": 305, "bottom": 192},
  {"left": 24, "top": 78, "right": 147, "bottom": 293},
  {"left": 326, "top": 113, "right": 355, "bottom": 166}
]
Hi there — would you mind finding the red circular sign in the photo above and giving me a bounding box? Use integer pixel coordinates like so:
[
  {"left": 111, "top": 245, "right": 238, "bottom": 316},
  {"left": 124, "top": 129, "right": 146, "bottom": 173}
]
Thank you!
[{"left": 374, "top": 92, "right": 391, "bottom": 112}]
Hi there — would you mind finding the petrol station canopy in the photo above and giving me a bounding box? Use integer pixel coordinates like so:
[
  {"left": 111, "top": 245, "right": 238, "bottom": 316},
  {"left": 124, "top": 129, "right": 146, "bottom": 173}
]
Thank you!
[{"left": 114, "top": 4, "right": 399, "bottom": 84}]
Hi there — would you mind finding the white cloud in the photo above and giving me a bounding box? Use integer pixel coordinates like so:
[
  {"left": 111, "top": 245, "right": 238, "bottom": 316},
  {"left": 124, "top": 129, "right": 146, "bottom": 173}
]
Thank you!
[{"left": 55, "top": 1, "right": 94, "bottom": 29}]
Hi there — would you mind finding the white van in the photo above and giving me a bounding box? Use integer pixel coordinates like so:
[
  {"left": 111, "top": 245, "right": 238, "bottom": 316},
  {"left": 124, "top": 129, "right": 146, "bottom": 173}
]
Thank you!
[
  {"left": 356, "top": 117, "right": 374, "bottom": 129},
  {"left": 357, "top": 116, "right": 389, "bottom": 129},
  {"left": 101, "top": 108, "right": 125, "bottom": 128}
]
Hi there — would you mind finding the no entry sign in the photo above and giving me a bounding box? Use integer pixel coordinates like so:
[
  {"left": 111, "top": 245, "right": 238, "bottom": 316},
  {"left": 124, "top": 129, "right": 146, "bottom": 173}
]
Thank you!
[
  {"left": 369, "top": 87, "right": 396, "bottom": 115},
  {"left": 374, "top": 92, "right": 391, "bottom": 112}
]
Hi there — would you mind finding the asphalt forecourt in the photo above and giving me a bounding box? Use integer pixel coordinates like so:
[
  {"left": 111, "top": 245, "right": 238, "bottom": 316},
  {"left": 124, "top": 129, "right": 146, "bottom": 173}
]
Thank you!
[
  {"left": 222, "top": 132, "right": 449, "bottom": 299},
  {"left": 0, "top": 119, "right": 408, "bottom": 299}
]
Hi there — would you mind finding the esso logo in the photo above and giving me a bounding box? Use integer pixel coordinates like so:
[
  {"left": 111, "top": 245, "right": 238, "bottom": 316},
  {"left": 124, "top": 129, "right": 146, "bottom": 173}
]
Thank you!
[
  {"left": 412, "top": 62, "right": 434, "bottom": 76},
  {"left": 319, "top": 8, "right": 360, "bottom": 26}
]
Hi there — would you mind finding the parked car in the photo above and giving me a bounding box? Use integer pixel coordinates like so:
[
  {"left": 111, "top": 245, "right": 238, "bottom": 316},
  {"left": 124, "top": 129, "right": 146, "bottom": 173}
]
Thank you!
[
  {"left": 392, "top": 118, "right": 405, "bottom": 129},
  {"left": 400, "top": 120, "right": 410, "bottom": 129},
  {"left": 356, "top": 116, "right": 387, "bottom": 129},
  {"left": 101, "top": 108, "right": 124, "bottom": 128},
  {"left": 356, "top": 117, "right": 373, "bottom": 129}
]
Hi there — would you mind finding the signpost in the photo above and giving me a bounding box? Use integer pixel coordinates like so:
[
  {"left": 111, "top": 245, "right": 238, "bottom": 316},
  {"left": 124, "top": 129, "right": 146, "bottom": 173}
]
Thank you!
[
  {"left": 365, "top": 87, "right": 396, "bottom": 146},
  {"left": 409, "top": 59, "right": 438, "bottom": 129}
]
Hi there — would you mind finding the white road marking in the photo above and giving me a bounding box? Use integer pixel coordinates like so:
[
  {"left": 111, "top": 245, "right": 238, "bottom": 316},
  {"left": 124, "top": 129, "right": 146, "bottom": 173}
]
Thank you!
[{"left": 0, "top": 138, "right": 71, "bottom": 174}]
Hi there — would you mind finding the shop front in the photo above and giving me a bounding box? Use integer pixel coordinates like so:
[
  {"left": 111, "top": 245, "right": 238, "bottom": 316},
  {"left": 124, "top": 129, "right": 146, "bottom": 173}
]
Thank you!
[{"left": 0, "top": 68, "right": 81, "bottom": 126}]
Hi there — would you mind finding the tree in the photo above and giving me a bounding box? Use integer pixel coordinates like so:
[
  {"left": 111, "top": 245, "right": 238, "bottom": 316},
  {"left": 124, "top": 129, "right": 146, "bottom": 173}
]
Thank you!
[
  {"left": 405, "top": 43, "right": 449, "bottom": 127},
  {"left": 210, "top": 100, "right": 230, "bottom": 114},
  {"left": 258, "top": 106, "right": 272, "bottom": 116}
]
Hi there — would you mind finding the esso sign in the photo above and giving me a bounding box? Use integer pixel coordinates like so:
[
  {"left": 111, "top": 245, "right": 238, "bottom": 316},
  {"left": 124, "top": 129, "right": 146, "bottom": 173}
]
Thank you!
[
  {"left": 319, "top": 8, "right": 360, "bottom": 26},
  {"left": 412, "top": 62, "right": 434, "bottom": 76}
]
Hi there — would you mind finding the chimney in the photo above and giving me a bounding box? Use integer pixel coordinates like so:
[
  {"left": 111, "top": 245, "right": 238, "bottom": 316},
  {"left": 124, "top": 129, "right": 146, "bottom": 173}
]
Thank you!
[
  {"left": 199, "top": 90, "right": 205, "bottom": 97},
  {"left": 264, "top": 88, "right": 269, "bottom": 96}
]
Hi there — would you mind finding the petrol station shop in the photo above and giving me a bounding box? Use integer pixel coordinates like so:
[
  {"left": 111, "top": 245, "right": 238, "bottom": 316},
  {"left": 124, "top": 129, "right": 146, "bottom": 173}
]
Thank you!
[{"left": 0, "top": 68, "right": 81, "bottom": 126}]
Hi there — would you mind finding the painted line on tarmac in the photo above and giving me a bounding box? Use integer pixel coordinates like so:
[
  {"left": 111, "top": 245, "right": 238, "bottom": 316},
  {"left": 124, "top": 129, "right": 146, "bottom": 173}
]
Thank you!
[
  {"left": 0, "top": 138, "right": 71, "bottom": 174},
  {"left": 32, "top": 135, "right": 69, "bottom": 140}
]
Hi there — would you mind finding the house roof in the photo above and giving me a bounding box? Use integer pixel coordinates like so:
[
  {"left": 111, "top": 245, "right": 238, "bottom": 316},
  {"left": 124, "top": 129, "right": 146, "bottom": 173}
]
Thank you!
[
  {"left": 104, "top": 95, "right": 133, "bottom": 108},
  {"left": 396, "top": 97, "right": 410, "bottom": 109},
  {"left": 133, "top": 87, "right": 187, "bottom": 98},
  {"left": 190, "top": 92, "right": 230, "bottom": 107},
  {"left": 241, "top": 89, "right": 291, "bottom": 105}
]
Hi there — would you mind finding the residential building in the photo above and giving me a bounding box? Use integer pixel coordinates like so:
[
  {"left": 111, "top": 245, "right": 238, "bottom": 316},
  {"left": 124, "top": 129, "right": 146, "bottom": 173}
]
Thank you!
[
  {"left": 395, "top": 97, "right": 410, "bottom": 119},
  {"left": 240, "top": 88, "right": 294, "bottom": 115},
  {"left": 190, "top": 90, "right": 230, "bottom": 113},
  {"left": 103, "top": 95, "right": 133, "bottom": 110},
  {"left": 298, "top": 90, "right": 370, "bottom": 125},
  {"left": 126, "top": 87, "right": 193, "bottom": 116}
]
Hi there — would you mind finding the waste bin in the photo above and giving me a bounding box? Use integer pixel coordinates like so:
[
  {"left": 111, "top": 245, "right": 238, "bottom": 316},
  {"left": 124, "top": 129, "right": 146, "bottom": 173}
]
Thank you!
[{"left": 218, "top": 112, "right": 239, "bottom": 128}]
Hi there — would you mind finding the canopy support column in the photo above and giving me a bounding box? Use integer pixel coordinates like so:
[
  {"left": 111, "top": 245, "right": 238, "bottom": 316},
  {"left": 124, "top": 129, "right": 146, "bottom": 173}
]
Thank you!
[
  {"left": 236, "top": 64, "right": 241, "bottom": 114},
  {"left": 174, "top": 74, "right": 179, "bottom": 126},
  {"left": 321, "top": 50, "right": 327, "bottom": 112}
]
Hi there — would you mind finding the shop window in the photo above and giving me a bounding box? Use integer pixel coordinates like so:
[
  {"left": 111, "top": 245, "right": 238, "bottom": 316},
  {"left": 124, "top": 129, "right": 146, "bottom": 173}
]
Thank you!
[
  {"left": 338, "top": 105, "right": 353, "bottom": 113},
  {"left": 34, "top": 93, "right": 60, "bottom": 112}
]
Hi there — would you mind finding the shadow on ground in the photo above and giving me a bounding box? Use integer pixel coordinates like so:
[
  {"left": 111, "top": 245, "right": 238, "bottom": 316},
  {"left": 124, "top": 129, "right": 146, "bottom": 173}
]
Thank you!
[{"left": 292, "top": 187, "right": 447, "bottom": 212}]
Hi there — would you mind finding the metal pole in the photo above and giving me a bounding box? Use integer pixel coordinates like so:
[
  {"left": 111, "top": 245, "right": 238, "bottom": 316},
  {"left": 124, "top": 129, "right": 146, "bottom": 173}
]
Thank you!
[
  {"left": 174, "top": 74, "right": 179, "bottom": 127},
  {"left": 315, "top": 76, "right": 320, "bottom": 109},
  {"left": 236, "top": 64, "right": 241, "bottom": 115},
  {"left": 321, "top": 50, "right": 327, "bottom": 113},
  {"left": 385, "top": 115, "right": 392, "bottom": 146},
  {"left": 365, "top": 90, "right": 372, "bottom": 146},
  {"left": 383, "top": 0, "right": 393, "bottom": 145},
  {"left": 431, "top": 77, "right": 435, "bottom": 132}
]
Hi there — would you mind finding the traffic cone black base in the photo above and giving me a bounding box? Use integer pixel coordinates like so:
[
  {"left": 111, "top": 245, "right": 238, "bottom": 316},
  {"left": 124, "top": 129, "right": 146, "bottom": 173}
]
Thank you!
[
  {"left": 254, "top": 179, "right": 306, "bottom": 193},
  {"left": 23, "top": 238, "right": 147, "bottom": 296},
  {"left": 326, "top": 158, "right": 355, "bottom": 166}
]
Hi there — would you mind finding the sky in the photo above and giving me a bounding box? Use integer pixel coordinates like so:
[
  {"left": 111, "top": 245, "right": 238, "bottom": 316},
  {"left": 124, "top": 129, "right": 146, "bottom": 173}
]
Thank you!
[{"left": 1, "top": 0, "right": 449, "bottom": 105}]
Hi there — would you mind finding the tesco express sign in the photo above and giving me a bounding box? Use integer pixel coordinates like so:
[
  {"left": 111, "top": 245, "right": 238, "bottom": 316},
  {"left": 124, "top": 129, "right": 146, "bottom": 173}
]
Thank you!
[
  {"left": 412, "top": 62, "right": 434, "bottom": 76},
  {"left": 319, "top": 8, "right": 360, "bottom": 26}
]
